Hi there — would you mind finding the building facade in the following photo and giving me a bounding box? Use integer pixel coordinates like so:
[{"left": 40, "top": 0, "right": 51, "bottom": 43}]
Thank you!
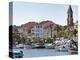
[
  {"left": 31, "top": 24, "right": 44, "bottom": 38},
  {"left": 31, "top": 23, "right": 56, "bottom": 40}
]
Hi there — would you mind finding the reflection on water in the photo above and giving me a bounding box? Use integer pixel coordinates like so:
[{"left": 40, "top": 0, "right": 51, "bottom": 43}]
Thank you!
[{"left": 13, "top": 48, "right": 69, "bottom": 58}]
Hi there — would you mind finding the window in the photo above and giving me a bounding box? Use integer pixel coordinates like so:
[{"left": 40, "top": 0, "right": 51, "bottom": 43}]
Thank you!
[
  {"left": 32, "top": 29, "right": 34, "bottom": 31},
  {"left": 32, "top": 33, "right": 35, "bottom": 35}
]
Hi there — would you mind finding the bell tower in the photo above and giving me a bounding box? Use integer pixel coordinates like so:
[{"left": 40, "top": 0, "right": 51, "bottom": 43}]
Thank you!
[{"left": 67, "top": 5, "right": 73, "bottom": 31}]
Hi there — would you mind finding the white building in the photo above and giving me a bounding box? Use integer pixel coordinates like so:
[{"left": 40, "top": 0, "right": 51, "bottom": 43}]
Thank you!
[
  {"left": 43, "top": 24, "right": 56, "bottom": 39},
  {"left": 31, "top": 23, "right": 44, "bottom": 38},
  {"left": 31, "top": 23, "right": 56, "bottom": 39}
]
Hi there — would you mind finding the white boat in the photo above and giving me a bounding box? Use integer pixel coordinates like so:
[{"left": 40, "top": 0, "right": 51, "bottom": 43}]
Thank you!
[
  {"left": 57, "top": 48, "right": 68, "bottom": 52},
  {"left": 9, "top": 50, "right": 24, "bottom": 58},
  {"left": 16, "top": 44, "right": 24, "bottom": 49},
  {"left": 44, "top": 43, "right": 55, "bottom": 49},
  {"left": 24, "top": 45, "right": 32, "bottom": 49},
  {"left": 55, "top": 45, "right": 68, "bottom": 52}
]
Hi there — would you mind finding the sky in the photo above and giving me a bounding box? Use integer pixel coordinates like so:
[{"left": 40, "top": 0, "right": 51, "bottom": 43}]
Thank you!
[{"left": 12, "top": 2, "right": 78, "bottom": 26}]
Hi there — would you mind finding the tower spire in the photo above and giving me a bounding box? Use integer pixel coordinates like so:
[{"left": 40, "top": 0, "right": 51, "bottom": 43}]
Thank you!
[
  {"left": 67, "top": 5, "right": 73, "bottom": 14},
  {"left": 67, "top": 5, "right": 73, "bottom": 26}
]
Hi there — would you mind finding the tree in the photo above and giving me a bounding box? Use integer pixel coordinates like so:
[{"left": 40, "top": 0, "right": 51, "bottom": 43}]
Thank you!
[
  {"left": 54, "top": 25, "right": 62, "bottom": 38},
  {"left": 53, "top": 35, "right": 56, "bottom": 42},
  {"left": 46, "top": 37, "right": 53, "bottom": 43},
  {"left": 12, "top": 32, "right": 21, "bottom": 44},
  {"left": 63, "top": 25, "right": 67, "bottom": 31},
  {"left": 50, "top": 24, "right": 53, "bottom": 38},
  {"left": 67, "top": 29, "right": 78, "bottom": 39},
  {"left": 21, "top": 36, "right": 26, "bottom": 44},
  {"left": 72, "top": 29, "right": 78, "bottom": 37},
  {"left": 32, "top": 37, "right": 37, "bottom": 43}
]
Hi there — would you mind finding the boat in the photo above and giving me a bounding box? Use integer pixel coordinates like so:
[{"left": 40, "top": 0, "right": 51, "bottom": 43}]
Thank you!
[
  {"left": 68, "top": 39, "right": 78, "bottom": 54},
  {"left": 24, "top": 44, "right": 32, "bottom": 49},
  {"left": 69, "top": 50, "right": 78, "bottom": 54},
  {"left": 9, "top": 50, "right": 24, "bottom": 58},
  {"left": 68, "top": 47, "right": 78, "bottom": 54},
  {"left": 31, "top": 43, "right": 45, "bottom": 49},
  {"left": 57, "top": 48, "right": 68, "bottom": 52},
  {"left": 55, "top": 45, "right": 68, "bottom": 52},
  {"left": 44, "top": 43, "right": 55, "bottom": 49},
  {"left": 16, "top": 44, "right": 24, "bottom": 49}
]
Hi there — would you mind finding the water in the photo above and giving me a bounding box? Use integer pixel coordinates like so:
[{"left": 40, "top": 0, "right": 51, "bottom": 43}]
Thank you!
[{"left": 13, "top": 48, "right": 69, "bottom": 58}]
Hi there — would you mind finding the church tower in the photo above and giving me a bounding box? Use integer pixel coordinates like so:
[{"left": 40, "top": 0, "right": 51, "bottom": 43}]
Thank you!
[{"left": 67, "top": 5, "right": 73, "bottom": 31}]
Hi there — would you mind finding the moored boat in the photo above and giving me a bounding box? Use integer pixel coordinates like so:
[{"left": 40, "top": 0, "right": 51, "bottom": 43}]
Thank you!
[
  {"left": 68, "top": 47, "right": 78, "bottom": 54},
  {"left": 44, "top": 43, "right": 55, "bottom": 49},
  {"left": 31, "top": 43, "right": 45, "bottom": 49},
  {"left": 9, "top": 50, "right": 24, "bottom": 58},
  {"left": 55, "top": 45, "right": 68, "bottom": 52}
]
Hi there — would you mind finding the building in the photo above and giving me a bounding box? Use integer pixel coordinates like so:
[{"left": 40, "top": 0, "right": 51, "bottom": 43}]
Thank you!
[
  {"left": 67, "top": 5, "right": 78, "bottom": 31},
  {"left": 31, "top": 23, "right": 44, "bottom": 38},
  {"left": 67, "top": 5, "right": 78, "bottom": 40},
  {"left": 31, "top": 21, "right": 56, "bottom": 39},
  {"left": 67, "top": 5, "right": 74, "bottom": 31},
  {"left": 43, "top": 23, "right": 56, "bottom": 39},
  {"left": 13, "top": 25, "right": 28, "bottom": 39},
  {"left": 74, "top": 21, "right": 78, "bottom": 30}
]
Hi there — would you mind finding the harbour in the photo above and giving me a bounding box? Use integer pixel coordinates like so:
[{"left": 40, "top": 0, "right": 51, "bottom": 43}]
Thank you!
[{"left": 13, "top": 48, "right": 69, "bottom": 58}]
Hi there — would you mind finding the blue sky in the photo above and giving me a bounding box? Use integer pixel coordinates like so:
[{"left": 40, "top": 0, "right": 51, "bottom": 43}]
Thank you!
[{"left": 13, "top": 2, "right": 78, "bottom": 26}]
